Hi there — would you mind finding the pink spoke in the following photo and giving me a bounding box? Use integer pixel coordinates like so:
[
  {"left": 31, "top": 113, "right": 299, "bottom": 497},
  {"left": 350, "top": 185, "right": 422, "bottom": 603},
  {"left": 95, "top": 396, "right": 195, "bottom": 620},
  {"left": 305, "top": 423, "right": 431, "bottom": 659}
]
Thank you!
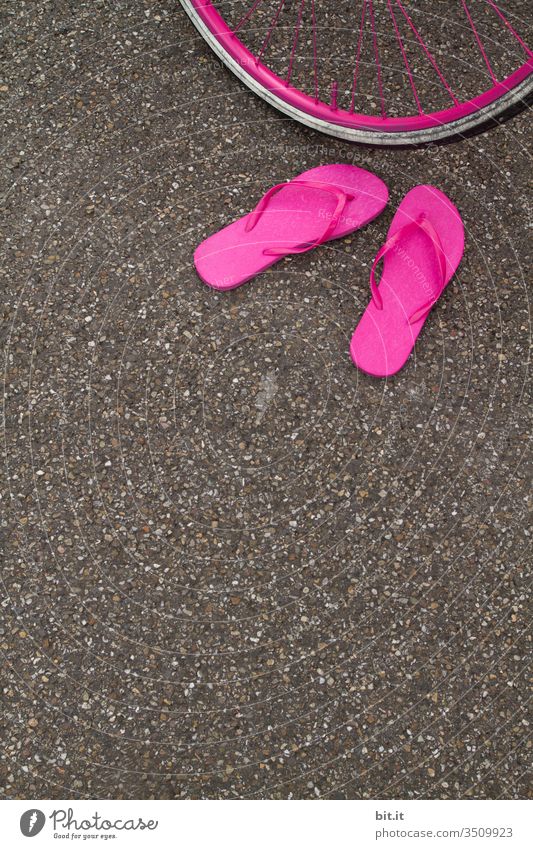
[
  {"left": 286, "top": 0, "right": 307, "bottom": 85},
  {"left": 232, "top": 0, "right": 265, "bottom": 35},
  {"left": 386, "top": 0, "right": 423, "bottom": 114},
  {"left": 350, "top": 0, "right": 367, "bottom": 113},
  {"left": 330, "top": 80, "right": 338, "bottom": 109},
  {"left": 311, "top": 0, "right": 318, "bottom": 101},
  {"left": 461, "top": 0, "right": 497, "bottom": 84},
  {"left": 258, "top": 0, "right": 288, "bottom": 63},
  {"left": 367, "top": 0, "right": 387, "bottom": 118},
  {"left": 395, "top": 0, "right": 459, "bottom": 105},
  {"left": 484, "top": 0, "right": 533, "bottom": 57}
]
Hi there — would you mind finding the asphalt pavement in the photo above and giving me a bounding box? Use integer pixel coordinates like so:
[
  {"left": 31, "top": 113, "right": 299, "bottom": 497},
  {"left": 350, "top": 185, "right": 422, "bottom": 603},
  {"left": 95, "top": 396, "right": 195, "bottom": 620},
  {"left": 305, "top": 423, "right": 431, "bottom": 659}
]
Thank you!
[{"left": 1, "top": 1, "right": 531, "bottom": 799}]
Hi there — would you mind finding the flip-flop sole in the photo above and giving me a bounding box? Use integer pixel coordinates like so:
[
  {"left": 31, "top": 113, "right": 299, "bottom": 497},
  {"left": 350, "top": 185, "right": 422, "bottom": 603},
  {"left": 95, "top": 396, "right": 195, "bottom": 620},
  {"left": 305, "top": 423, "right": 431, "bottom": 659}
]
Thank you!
[
  {"left": 194, "top": 164, "right": 389, "bottom": 290},
  {"left": 350, "top": 185, "right": 464, "bottom": 378}
]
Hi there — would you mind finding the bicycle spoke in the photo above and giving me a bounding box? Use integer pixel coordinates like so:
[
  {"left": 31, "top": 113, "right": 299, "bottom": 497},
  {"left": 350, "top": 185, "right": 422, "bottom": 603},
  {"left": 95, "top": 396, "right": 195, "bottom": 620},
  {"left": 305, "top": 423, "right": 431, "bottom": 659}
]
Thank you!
[
  {"left": 286, "top": 0, "right": 307, "bottom": 85},
  {"left": 311, "top": 0, "right": 318, "bottom": 101},
  {"left": 394, "top": 0, "right": 459, "bottom": 106},
  {"left": 233, "top": 0, "right": 265, "bottom": 35},
  {"left": 386, "top": 0, "right": 423, "bottom": 115},
  {"left": 349, "top": 0, "right": 367, "bottom": 113},
  {"left": 462, "top": 1, "right": 497, "bottom": 84},
  {"left": 258, "top": 0, "right": 288, "bottom": 63},
  {"left": 484, "top": 0, "right": 533, "bottom": 57},
  {"left": 367, "top": 0, "right": 386, "bottom": 118}
]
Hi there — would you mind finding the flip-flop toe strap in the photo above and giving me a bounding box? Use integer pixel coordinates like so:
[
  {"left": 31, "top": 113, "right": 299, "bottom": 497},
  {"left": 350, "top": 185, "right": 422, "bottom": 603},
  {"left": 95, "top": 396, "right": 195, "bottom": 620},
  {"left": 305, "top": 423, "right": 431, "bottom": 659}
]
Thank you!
[
  {"left": 369, "top": 214, "right": 448, "bottom": 323},
  {"left": 244, "top": 179, "right": 355, "bottom": 257}
]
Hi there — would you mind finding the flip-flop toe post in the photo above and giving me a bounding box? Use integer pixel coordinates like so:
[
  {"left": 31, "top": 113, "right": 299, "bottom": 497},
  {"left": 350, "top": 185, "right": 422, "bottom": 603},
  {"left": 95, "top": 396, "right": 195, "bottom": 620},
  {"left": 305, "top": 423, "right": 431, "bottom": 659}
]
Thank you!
[
  {"left": 350, "top": 185, "right": 464, "bottom": 378},
  {"left": 194, "top": 164, "right": 389, "bottom": 290}
]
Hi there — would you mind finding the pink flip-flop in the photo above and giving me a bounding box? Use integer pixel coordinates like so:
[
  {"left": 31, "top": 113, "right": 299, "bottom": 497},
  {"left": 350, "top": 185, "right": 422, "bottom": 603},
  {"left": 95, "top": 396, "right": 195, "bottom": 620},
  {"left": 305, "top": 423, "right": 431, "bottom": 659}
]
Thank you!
[
  {"left": 350, "top": 185, "right": 464, "bottom": 378},
  {"left": 194, "top": 164, "right": 389, "bottom": 290}
]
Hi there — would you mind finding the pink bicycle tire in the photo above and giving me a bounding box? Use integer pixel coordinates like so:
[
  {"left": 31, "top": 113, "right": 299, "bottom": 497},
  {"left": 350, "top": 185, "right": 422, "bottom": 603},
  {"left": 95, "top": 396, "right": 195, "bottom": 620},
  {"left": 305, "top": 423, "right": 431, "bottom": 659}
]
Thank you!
[{"left": 181, "top": 0, "right": 533, "bottom": 145}]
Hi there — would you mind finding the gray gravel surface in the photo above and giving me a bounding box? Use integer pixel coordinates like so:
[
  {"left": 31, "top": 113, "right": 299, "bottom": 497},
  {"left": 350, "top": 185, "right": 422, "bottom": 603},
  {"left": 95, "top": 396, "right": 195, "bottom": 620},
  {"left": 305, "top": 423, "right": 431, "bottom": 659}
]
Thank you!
[{"left": 1, "top": 1, "right": 531, "bottom": 800}]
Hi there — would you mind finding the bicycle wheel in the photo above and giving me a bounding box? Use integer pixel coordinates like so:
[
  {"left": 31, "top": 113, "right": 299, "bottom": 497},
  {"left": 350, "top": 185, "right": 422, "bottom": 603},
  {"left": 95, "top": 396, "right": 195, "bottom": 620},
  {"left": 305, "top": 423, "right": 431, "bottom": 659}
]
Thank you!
[{"left": 181, "top": 0, "right": 533, "bottom": 145}]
